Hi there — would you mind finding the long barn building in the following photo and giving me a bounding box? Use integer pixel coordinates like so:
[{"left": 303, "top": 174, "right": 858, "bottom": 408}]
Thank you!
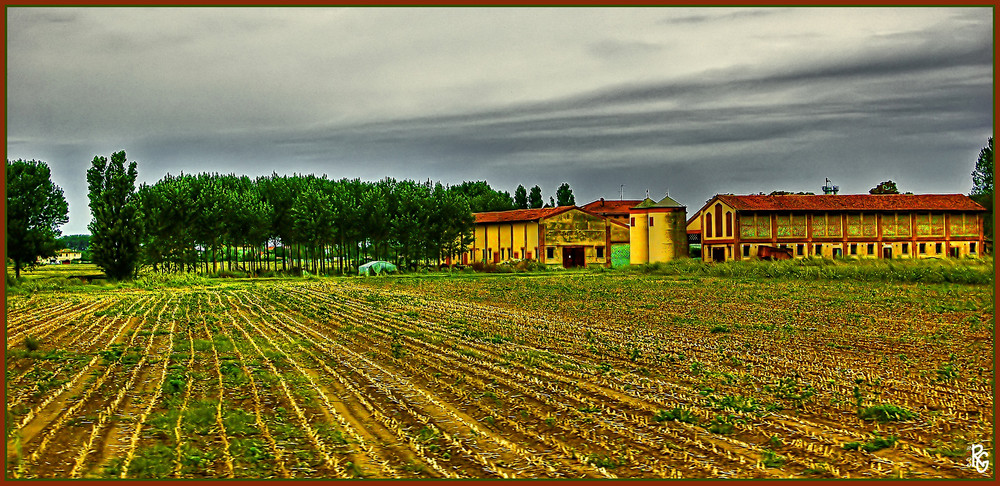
[
  {"left": 459, "top": 205, "right": 630, "bottom": 268},
  {"left": 693, "top": 194, "right": 987, "bottom": 262}
]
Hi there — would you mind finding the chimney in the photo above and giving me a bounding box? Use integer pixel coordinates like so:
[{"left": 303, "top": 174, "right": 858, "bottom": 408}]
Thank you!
[{"left": 600, "top": 197, "right": 605, "bottom": 206}]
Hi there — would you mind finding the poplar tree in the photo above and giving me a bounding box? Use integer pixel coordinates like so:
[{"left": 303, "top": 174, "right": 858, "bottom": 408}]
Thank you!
[
  {"left": 556, "top": 182, "right": 576, "bottom": 206},
  {"left": 528, "top": 185, "right": 543, "bottom": 208},
  {"left": 514, "top": 184, "right": 528, "bottom": 209},
  {"left": 87, "top": 151, "right": 141, "bottom": 280}
]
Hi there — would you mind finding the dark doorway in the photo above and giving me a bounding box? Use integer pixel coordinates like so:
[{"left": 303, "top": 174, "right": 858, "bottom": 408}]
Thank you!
[
  {"left": 950, "top": 247, "right": 960, "bottom": 258},
  {"left": 833, "top": 248, "right": 843, "bottom": 259},
  {"left": 712, "top": 247, "right": 726, "bottom": 262},
  {"left": 882, "top": 247, "right": 892, "bottom": 259},
  {"left": 562, "top": 246, "right": 585, "bottom": 268}
]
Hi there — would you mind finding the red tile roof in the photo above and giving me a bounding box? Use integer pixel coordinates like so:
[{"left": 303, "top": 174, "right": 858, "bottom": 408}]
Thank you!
[
  {"left": 712, "top": 194, "right": 986, "bottom": 212},
  {"left": 581, "top": 199, "right": 644, "bottom": 215},
  {"left": 474, "top": 206, "right": 575, "bottom": 224}
]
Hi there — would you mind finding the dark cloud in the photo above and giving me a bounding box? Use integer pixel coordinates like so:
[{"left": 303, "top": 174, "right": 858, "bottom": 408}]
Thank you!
[{"left": 658, "top": 8, "right": 790, "bottom": 25}]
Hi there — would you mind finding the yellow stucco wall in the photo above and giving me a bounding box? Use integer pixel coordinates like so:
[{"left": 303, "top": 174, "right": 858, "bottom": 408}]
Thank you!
[
  {"left": 466, "top": 209, "right": 623, "bottom": 267},
  {"left": 686, "top": 215, "right": 701, "bottom": 234},
  {"left": 700, "top": 200, "right": 738, "bottom": 242},
  {"left": 629, "top": 213, "right": 648, "bottom": 264},
  {"left": 466, "top": 221, "right": 540, "bottom": 263},
  {"left": 630, "top": 209, "right": 687, "bottom": 264},
  {"left": 543, "top": 209, "right": 611, "bottom": 266}
]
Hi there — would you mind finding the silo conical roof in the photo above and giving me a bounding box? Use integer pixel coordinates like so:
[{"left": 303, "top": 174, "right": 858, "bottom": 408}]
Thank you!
[
  {"left": 654, "top": 194, "right": 684, "bottom": 208},
  {"left": 632, "top": 197, "right": 657, "bottom": 209}
]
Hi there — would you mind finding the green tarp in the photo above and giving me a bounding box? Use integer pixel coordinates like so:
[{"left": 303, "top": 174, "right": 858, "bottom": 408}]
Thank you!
[
  {"left": 359, "top": 260, "right": 398, "bottom": 276},
  {"left": 611, "top": 243, "right": 630, "bottom": 268}
]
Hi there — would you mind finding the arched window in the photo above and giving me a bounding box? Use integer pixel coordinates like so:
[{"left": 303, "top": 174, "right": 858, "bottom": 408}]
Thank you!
[
  {"left": 726, "top": 211, "right": 733, "bottom": 237},
  {"left": 715, "top": 204, "right": 724, "bottom": 238},
  {"left": 706, "top": 213, "right": 714, "bottom": 238}
]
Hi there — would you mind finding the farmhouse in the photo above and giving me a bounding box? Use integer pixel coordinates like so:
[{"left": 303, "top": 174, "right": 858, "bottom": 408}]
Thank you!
[
  {"left": 629, "top": 194, "right": 689, "bottom": 264},
  {"left": 460, "top": 205, "right": 629, "bottom": 268},
  {"left": 693, "top": 194, "right": 987, "bottom": 262},
  {"left": 38, "top": 248, "right": 82, "bottom": 265}
]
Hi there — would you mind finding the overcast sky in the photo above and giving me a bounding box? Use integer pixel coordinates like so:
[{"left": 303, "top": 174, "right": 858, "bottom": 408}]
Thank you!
[{"left": 6, "top": 6, "right": 993, "bottom": 235}]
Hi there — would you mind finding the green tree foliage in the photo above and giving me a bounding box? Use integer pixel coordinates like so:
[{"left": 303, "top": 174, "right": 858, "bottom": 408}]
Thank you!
[
  {"left": 514, "top": 184, "right": 528, "bottom": 209},
  {"left": 87, "top": 151, "right": 141, "bottom": 280},
  {"left": 869, "top": 180, "right": 900, "bottom": 195},
  {"left": 972, "top": 137, "right": 994, "bottom": 196},
  {"left": 130, "top": 173, "right": 484, "bottom": 274},
  {"left": 449, "top": 181, "right": 514, "bottom": 213},
  {"left": 56, "top": 234, "right": 90, "bottom": 251},
  {"left": 556, "top": 182, "right": 576, "bottom": 206},
  {"left": 528, "top": 185, "right": 544, "bottom": 209},
  {"left": 971, "top": 137, "right": 993, "bottom": 240},
  {"left": 5, "top": 159, "right": 69, "bottom": 278}
]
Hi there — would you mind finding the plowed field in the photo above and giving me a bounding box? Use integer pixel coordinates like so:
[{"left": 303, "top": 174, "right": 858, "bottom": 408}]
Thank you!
[{"left": 5, "top": 274, "right": 994, "bottom": 479}]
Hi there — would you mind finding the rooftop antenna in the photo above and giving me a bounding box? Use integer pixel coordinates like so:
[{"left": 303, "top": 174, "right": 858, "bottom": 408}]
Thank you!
[
  {"left": 822, "top": 178, "right": 839, "bottom": 195},
  {"left": 645, "top": 189, "right": 650, "bottom": 199},
  {"left": 620, "top": 184, "right": 624, "bottom": 200}
]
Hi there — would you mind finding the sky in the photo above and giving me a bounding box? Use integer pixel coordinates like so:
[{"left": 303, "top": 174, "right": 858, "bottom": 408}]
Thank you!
[{"left": 5, "top": 6, "right": 994, "bottom": 235}]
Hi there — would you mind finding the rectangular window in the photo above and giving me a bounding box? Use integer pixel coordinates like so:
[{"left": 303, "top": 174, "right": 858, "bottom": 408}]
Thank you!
[
  {"left": 850, "top": 243, "right": 858, "bottom": 255},
  {"left": 596, "top": 246, "right": 605, "bottom": 258},
  {"left": 935, "top": 243, "right": 942, "bottom": 254},
  {"left": 814, "top": 244, "right": 823, "bottom": 255},
  {"left": 796, "top": 244, "right": 804, "bottom": 256},
  {"left": 867, "top": 243, "right": 874, "bottom": 254},
  {"left": 902, "top": 243, "right": 909, "bottom": 255},
  {"left": 630, "top": 217, "right": 635, "bottom": 227},
  {"left": 743, "top": 245, "right": 750, "bottom": 257},
  {"left": 546, "top": 247, "right": 554, "bottom": 259},
  {"left": 649, "top": 217, "right": 654, "bottom": 227},
  {"left": 920, "top": 243, "right": 927, "bottom": 254},
  {"left": 971, "top": 242, "right": 977, "bottom": 254}
]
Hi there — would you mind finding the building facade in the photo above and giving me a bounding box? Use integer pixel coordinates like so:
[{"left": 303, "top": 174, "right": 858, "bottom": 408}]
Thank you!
[
  {"left": 581, "top": 199, "right": 643, "bottom": 267},
  {"left": 629, "top": 194, "right": 689, "bottom": 264},
  {"left": 38, "top": 249, "right": 83, "bottom": 265},
  {"left": 460, "top": 206, "right": 630, "bottom": 268},
  {"left": 695, "top": 194, "right": 986, "bottom": 262}
]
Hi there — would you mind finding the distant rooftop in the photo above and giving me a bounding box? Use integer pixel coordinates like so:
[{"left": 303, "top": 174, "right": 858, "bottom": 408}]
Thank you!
[{"left": 712, "top": 194, "right": 985, "bottom": 212}]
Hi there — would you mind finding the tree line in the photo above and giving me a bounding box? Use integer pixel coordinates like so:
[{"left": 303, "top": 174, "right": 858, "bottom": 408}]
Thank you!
[
  {"left": 119, "top": 165, "right": 523, "bottom": 277},
  {"left": 7, "top": 150, "right": 583, "bottom": 280}
]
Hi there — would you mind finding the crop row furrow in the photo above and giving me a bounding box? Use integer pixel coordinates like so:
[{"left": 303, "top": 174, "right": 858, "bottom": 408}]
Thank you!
[
  {"left": 289, "top": 284, "right": 877, "bottom": 477},
  {"left": 12, "top": 296, "right": 153, "bottom": 435},
  {"left": 221, "top": 294, "right": 348, "bottom": 478},
  {"left": 66, "top": 295, "right": 173, "bottom": 478},
  {"left": 256, "top": 290, "right": 529, "bottom": 478},
  {"left": 271, "top": 287, "right": 631, "bottom": 478},
  {"left": 236, "top": 291, "right": 465, "bottom": 478}
]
